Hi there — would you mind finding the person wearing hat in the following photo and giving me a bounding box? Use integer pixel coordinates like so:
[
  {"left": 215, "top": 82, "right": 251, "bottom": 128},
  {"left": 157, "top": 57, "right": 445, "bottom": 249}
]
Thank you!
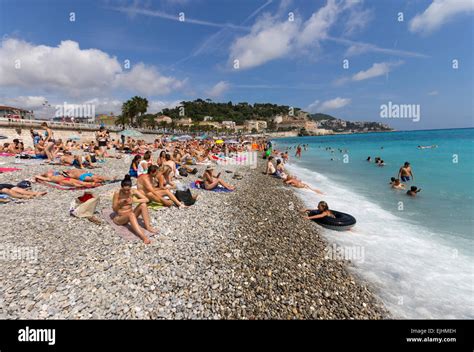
[{"left": 203, "top": 165, "right": 235, "bottom": 191}]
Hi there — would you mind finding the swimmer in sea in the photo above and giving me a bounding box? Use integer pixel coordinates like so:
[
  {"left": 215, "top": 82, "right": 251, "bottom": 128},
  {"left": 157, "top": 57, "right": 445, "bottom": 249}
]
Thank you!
[{"left": 398, "top": 162, "right": 414, "bottom": 182}]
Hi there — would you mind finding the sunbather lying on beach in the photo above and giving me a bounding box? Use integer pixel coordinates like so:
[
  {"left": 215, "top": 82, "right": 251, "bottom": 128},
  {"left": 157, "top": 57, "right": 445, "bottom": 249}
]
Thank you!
[
  {"left": 203, "top": 165, "right": 235, "bottom": 191},
  {"left": 0, "top": 183, "right": 46, "bottom": 199},
  {"left": 112, "top": 175, "right": 157, "bottom": 244},
  {"left": 137, "top": 165, "right": 187, "bottom": 208},
  {"left": 62, "top": 169, "right": 114, "bottom": 183},
  {"left": 284, "top": 175, "right": 323, "bottom": 195},
  {"left": 36, "top": 170, "right": 98, "bottom": 187}
]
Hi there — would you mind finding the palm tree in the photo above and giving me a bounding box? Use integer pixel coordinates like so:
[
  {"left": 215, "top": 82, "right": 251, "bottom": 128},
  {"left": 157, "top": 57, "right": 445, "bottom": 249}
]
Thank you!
[{"left": 115, "top": 114, "right": 129, "bottom": 129}]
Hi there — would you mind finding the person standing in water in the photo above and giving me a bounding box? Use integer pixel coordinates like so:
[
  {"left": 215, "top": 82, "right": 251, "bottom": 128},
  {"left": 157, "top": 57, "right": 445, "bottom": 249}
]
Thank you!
[
  {"left": 295, "top": 144, "right": 302, "bottom": 158},
  {"left": 398, "top": 162, "right": 414, "bottom": 182}
]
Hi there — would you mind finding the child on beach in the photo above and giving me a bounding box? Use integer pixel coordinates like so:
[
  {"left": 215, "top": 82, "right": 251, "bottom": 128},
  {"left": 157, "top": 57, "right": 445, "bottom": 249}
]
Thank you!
[
  {"left": 301, "top": 201, "right": 335, "bottom": 220},
  {"left": 407, "top": 186, "right": 421, "bottom": 196},
  {"left": 391, "top": 179, "right": 406, "bottom": 190},
  {"left": 265, "top": 156, "right": 276, "bottom": 175}
]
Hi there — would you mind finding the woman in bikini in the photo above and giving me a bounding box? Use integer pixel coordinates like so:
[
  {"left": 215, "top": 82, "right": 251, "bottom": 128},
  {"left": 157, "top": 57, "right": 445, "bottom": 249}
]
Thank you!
[
  {"left": 62, "top": 169, "right": 113, "bottom": 183},
  {"left": 35, "top": 170, "right": 98, "bottom": 187},
  {"left": 203, "top": 166, "right": 235, "bottom": 191},
  {"left": 0, "top": 184, "right": 46, "bottom": 199},
  {"left": 284, "top": 175, "right": 323, "bottom": 195},
  {"left": 112, "top": 175, "right": 157, "bottom": 244},
  {"left": 41, "top": 122, "right": 56, "bottom": 161}
]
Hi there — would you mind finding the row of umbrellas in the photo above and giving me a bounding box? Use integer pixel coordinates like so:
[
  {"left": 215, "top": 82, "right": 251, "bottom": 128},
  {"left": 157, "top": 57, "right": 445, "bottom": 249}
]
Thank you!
[{"left": 66, "top": 130, "right": 245, "bottom": 144}]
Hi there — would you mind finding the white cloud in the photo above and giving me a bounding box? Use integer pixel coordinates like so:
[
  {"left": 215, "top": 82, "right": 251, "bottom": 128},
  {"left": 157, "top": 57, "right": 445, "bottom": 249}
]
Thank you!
[
  {"left": 148, "top": 100, "right": 181, "bottom": 113},
  {"left": 229, "top": 14, "right": 299, "bottom": 69},
  {"left": 307, "top": 97, "right": 351, "bottom": 112},
  {"left": 229, "top": 0, "right": 362, "bottom": 69},
  {"left": 428, "top": 90, "right": 439, "bottom": 96},
  {"left": 2, "top": 96, "right": 48, "bottom": 110},
  {"left": 114, "top": 63, "right": 185, "bottom": 96},
  {"left": 207, "top": 81, "right": 230, "bottom": 98},
  {"left": 0, "top": 38, "right": 185, "bottom": 98},
  {"left": 410, "top": 0, "right": 474, "bottom": 34},
  {"left": 352, "top": 61, "right": 403, "bottom": 81}
]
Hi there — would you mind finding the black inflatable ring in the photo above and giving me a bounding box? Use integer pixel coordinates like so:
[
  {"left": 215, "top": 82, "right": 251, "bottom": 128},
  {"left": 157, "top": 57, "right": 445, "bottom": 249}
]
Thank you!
[{"left": 308, "top": 210, "right": 356, "bottom": 231}]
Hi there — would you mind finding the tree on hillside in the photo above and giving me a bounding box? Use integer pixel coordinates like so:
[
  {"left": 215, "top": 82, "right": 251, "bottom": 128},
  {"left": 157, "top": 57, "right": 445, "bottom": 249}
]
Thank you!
[{"left": 121, "top": 96, "right": 149, "bottom": 127}]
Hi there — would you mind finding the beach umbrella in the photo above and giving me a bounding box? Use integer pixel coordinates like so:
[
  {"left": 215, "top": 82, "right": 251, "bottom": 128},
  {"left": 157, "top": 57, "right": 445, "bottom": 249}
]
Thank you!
[
  {"left": 215, "top": 140, "right": 224, "bottom": 144},
  {"left": 179, "top": 135, "right": 193, "bottom": 140},
  {"left": 121, "top": 129, "right": 143, "bottom": 137},
  {"left": 225, "top": 139, "right": 239, "bottom": 144}
]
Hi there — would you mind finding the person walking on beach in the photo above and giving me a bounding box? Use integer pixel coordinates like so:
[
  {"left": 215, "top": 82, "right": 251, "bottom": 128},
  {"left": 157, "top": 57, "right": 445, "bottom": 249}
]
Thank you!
[
  {"left": 295, "top": 144, "right": 302, "bottom": 158},
  {"left": 96, "top": 126, "right": 108, "bottom": 154},
  {"left": 398, "top": 162, "right": 414, "bottom": 182},
  {"left": 41, "top": 122, "right": 56, "bottom": 161}
]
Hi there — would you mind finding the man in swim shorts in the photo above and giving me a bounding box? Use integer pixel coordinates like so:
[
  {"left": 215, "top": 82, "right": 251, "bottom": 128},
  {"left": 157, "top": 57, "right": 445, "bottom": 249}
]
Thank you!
[{"left": 398, "top": 162, "right": 414, "bottom": 182}]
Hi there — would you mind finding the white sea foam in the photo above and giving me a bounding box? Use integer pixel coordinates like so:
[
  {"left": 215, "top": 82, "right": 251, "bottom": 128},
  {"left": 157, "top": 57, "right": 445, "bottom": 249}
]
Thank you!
[{"left": 287, "top": 163, "right": 474, "bottom": 319}]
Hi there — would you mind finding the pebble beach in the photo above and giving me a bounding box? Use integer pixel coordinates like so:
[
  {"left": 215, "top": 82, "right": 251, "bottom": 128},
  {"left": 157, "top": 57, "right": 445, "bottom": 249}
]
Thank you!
[{"left": 0, "top": 155, "right": 388, "bottom": 319}]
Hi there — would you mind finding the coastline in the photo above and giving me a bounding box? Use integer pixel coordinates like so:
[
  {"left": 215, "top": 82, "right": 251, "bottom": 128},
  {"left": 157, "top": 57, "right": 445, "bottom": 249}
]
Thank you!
[{"left": 0, "top": 155, "right": 388, "bottom": 319}]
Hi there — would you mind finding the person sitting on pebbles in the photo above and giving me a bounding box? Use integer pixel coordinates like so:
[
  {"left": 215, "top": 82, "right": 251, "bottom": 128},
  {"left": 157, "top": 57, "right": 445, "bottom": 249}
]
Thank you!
[
  {"left": 60, "top": 154, "right": 95, "bottom": 169},
  {"left": 203, "top": 165, "right": 235, "bottom": 191},
  {"left": 112, "top": 175, "right": 157, "bottom": 244},
  {"left": 137, "top": 165, "right": 187, "bottom": 208}
]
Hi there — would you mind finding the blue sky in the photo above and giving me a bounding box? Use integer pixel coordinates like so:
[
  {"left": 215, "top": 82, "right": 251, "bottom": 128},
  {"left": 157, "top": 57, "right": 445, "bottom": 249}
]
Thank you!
[{"left": 0, "top": 0, "right": 472, "bottom": 130}]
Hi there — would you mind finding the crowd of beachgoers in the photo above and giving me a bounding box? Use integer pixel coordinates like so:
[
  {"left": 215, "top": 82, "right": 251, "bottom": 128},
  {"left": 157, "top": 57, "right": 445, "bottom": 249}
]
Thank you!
[
  {"left": 0, "top": 120, "right": 354, "bottom": 240},
  {"left": 0, "top": 124, "right": 391, "bottom": 319}
]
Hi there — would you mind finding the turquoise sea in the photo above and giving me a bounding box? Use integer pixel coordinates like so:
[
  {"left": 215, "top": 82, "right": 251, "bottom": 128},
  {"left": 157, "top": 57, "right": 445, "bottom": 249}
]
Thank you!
[{"left": 274, "top": 128, "right": 474, "bottom": 319}]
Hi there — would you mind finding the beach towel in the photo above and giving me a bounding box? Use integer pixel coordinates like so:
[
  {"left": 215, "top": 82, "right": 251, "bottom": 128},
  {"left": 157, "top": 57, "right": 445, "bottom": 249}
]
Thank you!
[
  {"left": 102, "top": 209, "right": 155, "bottom": 242},
  {"left": 189, "top": 182, "right": 233, "bottom": 192},
  {"left": 0, "top": 167, "right": 21, "bottom": 173},
  {"left": 14, "top": 158, "right": 45, "bottom": 165},
  {"left": 148, "top": 201, "right": 165, "bottom": 210},
  {"left": 35, "top": 178, "right": 120, "bottom": 190},
  {"left": 0, "top": 153, "right": 16, "bottom": 157}
]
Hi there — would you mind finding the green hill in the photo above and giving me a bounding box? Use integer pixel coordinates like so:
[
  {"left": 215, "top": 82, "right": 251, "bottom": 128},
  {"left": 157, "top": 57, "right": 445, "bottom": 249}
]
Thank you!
[{"left": 309, "top": 113, "right": 337, "bottom": 121}]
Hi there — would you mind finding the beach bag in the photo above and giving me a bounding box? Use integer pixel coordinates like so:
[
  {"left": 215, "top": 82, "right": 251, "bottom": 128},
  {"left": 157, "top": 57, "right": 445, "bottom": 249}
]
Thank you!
[
  {"left": 70, "top": 193, "right": 100, "bottom": 218},
  {"left": 175, "top": 189, "right": 195, "bottom": 206},
  {"left": 179, "top": 168, "right": 188, "bottom": 177},
  {"left": 16, "top": 180, "right": 32, "bottom": 189}
]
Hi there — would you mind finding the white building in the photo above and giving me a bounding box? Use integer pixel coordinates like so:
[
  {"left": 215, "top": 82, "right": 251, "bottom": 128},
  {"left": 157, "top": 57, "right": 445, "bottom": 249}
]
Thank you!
[{"left": 222, "top": 121, "right": 236, "bottom": 130}]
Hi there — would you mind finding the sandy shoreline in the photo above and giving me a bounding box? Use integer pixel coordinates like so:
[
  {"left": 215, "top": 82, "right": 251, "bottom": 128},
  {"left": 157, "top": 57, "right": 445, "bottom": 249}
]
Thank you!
[{"left": 0, "top": 155, "right": 388, "bottom": 319}]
